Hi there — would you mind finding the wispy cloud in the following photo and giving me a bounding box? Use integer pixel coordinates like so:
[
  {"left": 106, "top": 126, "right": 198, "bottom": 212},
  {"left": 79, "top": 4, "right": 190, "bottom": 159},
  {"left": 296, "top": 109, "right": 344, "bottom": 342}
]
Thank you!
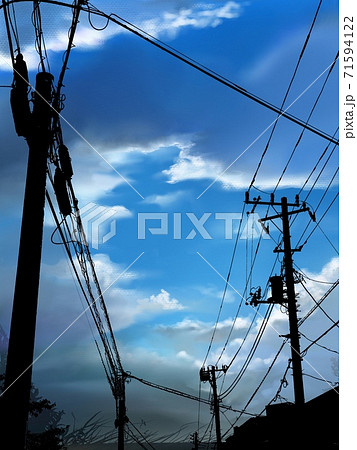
[
  {"left": 162, "top": 148, "right": 327, "bottom": 191},
  {"left": 0, "top": 1, "right": 242, "bottom": 70},
  {"left": 143, "top": 190, "right": 187, "bottom": 206},
  {"left": 141, "top": 1, "right": 242, "bottom": 38}
]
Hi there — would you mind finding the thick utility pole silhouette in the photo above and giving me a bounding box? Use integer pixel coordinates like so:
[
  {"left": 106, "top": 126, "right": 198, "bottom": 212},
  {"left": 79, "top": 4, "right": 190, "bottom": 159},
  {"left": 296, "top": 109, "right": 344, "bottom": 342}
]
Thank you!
[
  {"left": 1, "top": 67, "right": 53, "bottom": 449},
  {"left": 200, "top": 365, "right": 227, "bottom": 450},
  {"left": 245, "top": 193, "right": 314, "bottom": 408},
  {"left": 115, "top": 376, "right": 128, "bottom": 450}
]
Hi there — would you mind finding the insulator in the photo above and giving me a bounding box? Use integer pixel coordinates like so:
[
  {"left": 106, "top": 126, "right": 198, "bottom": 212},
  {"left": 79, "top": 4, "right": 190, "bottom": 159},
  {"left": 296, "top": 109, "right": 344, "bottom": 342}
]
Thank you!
[
  {"left": 32, "top": 72, "right": 54, "bottom": 130},
  {"left": 269, "top": 276, "right": 284, "bottom": 303},
  {"left": 58, "top": 144, "right": 73, "bottom": 180},
  {"left": 10, "top": 87, "right": 31, "bottom": 137},
  {"left": 245, "top": 191, "right": 249, "bottom": 203},
  {"left": 54, "top": 168, "right": 72, "bottom": 216}
]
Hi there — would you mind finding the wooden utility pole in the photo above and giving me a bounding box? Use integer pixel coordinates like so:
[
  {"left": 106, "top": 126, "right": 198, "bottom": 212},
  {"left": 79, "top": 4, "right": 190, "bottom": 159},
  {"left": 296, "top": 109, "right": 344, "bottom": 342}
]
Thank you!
[
  {"left": 1, "top": 71, "right": 53, "bottom": 449},
  {"left": 245, "top": 193, "right": 313, "bottom": 407}
]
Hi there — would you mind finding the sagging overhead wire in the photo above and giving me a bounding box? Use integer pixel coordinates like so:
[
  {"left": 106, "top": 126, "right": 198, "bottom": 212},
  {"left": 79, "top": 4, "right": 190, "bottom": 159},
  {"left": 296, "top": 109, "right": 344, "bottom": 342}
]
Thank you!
[
  {"left": 300, "top": 320, "right": 339, "bottom": 357},
  {"left": 303, "top": 372, "right": 338, "bottom": 385},
  {"left": 98, "top": 10, "right": 339, "bottom": 145},
  {"left": 127, "top": 419, "right": 156, "bottom": 450},
  {"left": 2, "top": 0, "right": 17, "bottom": 64},
  {"left": 250, "top": 0, "right": 328, "bottom": 191},
  {"left": 126, "top": 372, "right": 257, "bottom": 417},
  {"left": 258, "top": 359, "right": 292, "bottom": 415},
  {"left": 32, "top": 0, "right": 50, "bottom": 72},
  {"left": 216, "top": 248, "right": 280, "bottom": 371},
  {"left": 201, "top": 202, "right": 247, "bottom": 368},
  {"left": 298, "top": 277, "right": 337, "bottom": 326},
  {"left": 219, "top": 303, "right": 275, "bottom": 400},
  {"left": 53, "top": 0, "right": 82, "bottom": 113},
  {"left": 272, "top": 52, "right": 338, "bottom": 194},
  {"left": 294, "top": 269, "right": 337, "bottom": 285},
  {"left": 297, "top": 127, "right": 339, "bottom": 197},
  {"left": 296, "top": 191, "right": 339, "bottom": 253},
  {"left": 125, "top": 425, "right": 151, "bottom": 450},
  {"left": 213, "top": 226, "right": 268, "bottom": 366},
  {"left": 298, "top": 280, "right": 339, "bottom": 327},
  {"left": 300, "top": 331, "right": 338, "bottom": 355},
  {"left": 210, "top": 0, "right": 335, "bottom": 374},
  {"left": 221, "top": 339, "right": 288, "bottom": 437},
  {"left": 0, "top": 0, "right": 338, "bottom": 144},
  {"left": 46, "top": 177, "right": 124, "bottom": 385}
]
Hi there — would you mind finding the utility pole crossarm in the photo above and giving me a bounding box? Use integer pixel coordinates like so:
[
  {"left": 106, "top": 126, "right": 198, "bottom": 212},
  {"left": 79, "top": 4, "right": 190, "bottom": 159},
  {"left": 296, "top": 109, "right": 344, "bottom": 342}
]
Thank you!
[{"left": 258, "top": 207, "right": 310, "bottom": 222}]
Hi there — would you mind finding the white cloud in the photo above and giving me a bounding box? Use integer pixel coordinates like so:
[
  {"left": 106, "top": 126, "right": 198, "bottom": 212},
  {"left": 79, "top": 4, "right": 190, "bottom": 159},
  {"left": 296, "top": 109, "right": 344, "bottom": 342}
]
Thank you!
[
  {"left": 0, "top": 1, "right": 242, "bottom": 70},
  {"left": 142, "top": 1, "right": 242, "bottom": 38},
  {"left": 195, "top": 285, "right": 236, "bottom": 303},
  {"left": 71, "top": 171, "right": 128, "bottom": 204},
  {"left": 157, "top": 316, "right": 252, "bottom": 342},
  {"left": 138, "top": 289, "right": 185, "bottom": 311},
  {"left": 56, "top": 135, "right": 194, "bottom": 205},
  {"left": 143, "top": 190, "right": 186, "bottom": 206},
  {"left": 41, "top": 254, "right": 184, "bottom": 330},
  {"left": 163, "top": 148, "right": 315, "bottom": 190},
  {"left": 42, "top": 253, "right": 139, "bottom": 287}
]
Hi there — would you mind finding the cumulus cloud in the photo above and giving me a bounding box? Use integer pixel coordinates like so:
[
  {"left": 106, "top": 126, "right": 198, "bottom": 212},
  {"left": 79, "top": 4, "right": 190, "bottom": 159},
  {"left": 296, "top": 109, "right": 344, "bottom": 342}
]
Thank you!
[
  {"left": 138, "top": 289, "right": 185, "bottom": 311},
  {"left": 40, "top": 254, "right": 185, "bottom": 331}
]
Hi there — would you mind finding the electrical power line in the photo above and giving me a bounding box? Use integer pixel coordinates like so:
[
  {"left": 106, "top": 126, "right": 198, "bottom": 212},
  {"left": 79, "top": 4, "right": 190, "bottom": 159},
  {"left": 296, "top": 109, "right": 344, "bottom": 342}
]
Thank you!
[
  {"left": 221, "top": 340, "right": 288, "bottom": 438},
  {"left": 301, "top": 320, "right": 339, "bottom": 357},
  {"left": 272, "top": 53, "right": 338, "bottom": 193},
  {"left": 250, "top": 0, "right": 329, "bottom": 190},
  {"left": 300, "top": 332, "right": 338, "bottom": 355},
  {"left": 298, "top": 278, "right": 337, "bottom": 326},
  {"left": 0, "top": 0, "right": 338, "bottom": 144},
  {"left": 298, "top": 280, "right": 339, "bottom": 327}
]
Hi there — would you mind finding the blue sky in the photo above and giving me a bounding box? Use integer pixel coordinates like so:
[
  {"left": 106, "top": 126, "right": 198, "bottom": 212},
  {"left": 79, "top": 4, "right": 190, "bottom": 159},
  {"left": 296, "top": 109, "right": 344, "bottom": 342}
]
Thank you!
[{"left": 0, "top": 0, "right": 339, "bottom": 443}]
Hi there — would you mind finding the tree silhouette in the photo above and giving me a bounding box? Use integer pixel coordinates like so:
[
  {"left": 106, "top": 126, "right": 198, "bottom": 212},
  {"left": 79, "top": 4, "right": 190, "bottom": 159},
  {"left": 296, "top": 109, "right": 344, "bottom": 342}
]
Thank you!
[{"left": 0, "top": 374, "right": 67, "bottom": 449}]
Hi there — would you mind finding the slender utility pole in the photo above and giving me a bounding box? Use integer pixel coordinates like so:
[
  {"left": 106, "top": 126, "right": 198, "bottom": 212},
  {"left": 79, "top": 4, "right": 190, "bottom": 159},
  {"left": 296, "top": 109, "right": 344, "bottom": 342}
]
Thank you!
[
  {"left": 280, "top": 197, "right": 305, "bottom": 407},
  {"left": 1, "top": 72, "right": 53, "bottom": 449},
  {"left": 200, "top": 365, "right": 227, "bottom": 450},
  {"left": 191, "top": 431, "right": 198, "bottom": 450}
]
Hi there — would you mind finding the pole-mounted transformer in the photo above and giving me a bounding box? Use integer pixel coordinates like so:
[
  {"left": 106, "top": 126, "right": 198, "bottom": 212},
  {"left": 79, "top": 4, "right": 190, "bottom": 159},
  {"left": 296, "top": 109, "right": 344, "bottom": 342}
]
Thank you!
[
  {"left": 54, "top": 167, "right": 72, "bottom": 216},
  {"left": 268, "top": 275, "right": 285, "bottom": 304},
  {"left": 58, "top": 144, "right": 73, "bottom": 180}
]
